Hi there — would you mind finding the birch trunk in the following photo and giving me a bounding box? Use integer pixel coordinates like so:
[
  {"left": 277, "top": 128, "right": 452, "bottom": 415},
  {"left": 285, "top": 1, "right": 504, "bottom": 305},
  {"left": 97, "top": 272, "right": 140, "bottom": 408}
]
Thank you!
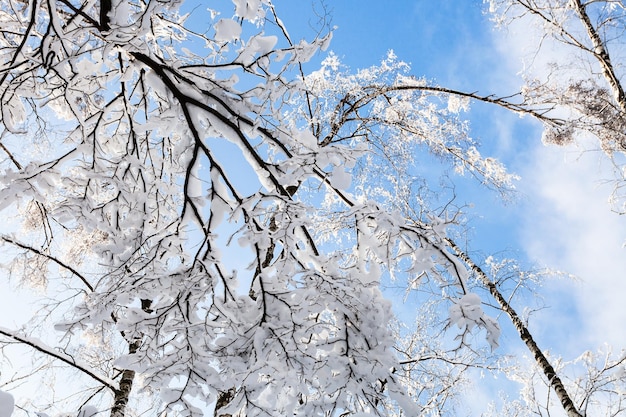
[
  {"left": 446, "top": 238, "right": 583, "bottom": 417},
  {"left": 110, "top": 340, "right": 139, "bottom": 417}
]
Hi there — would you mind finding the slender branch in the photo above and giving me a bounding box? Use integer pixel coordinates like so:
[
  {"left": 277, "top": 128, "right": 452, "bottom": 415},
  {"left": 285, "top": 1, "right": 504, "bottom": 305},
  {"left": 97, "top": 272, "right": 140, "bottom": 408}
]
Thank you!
[
  {"left": 0, "top": 235, "right": 94, "bottom": 292},
  {"left": 0, "top": 326, "right": 116, "bottom": 391},
  {"left": 131, "top": 52, "right": 325, "bottom": 257},
  {"left": 0, "top": 142, "right": 23, "bottom": 169},
  {"left": 399, "top": 355, "right": 496, "bottom": 369},
  {"left": 57, "top": 0, "right": 101, "bottom": 28},
  {"left": 384, "top": 84, "right": 564, "bottom": 126}
]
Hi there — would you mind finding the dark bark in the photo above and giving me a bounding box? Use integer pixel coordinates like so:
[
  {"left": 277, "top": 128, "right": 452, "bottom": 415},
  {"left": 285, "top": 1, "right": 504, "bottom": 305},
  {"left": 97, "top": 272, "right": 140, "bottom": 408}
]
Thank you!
[
  {"left": 214, "top": 387, "right": 235, "bottom": 417},
  {"left": 100, "top": 0, "right": 111, "bottom": 31}
]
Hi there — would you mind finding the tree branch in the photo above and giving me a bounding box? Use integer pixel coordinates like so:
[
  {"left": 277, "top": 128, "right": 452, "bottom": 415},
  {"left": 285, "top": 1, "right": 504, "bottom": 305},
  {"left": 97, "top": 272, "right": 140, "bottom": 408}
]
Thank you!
[
  {"left": 570, "top": 0, "right": 626, "bottom": 113},
  {"left": 0, "top": 326, "right": 116, "bottom": 391},
  {"left": 100, "top": 0, "right": 111, "bottom": 31},
  {"left": 0, "top": 235, "right": 94, "bottom": 292}
]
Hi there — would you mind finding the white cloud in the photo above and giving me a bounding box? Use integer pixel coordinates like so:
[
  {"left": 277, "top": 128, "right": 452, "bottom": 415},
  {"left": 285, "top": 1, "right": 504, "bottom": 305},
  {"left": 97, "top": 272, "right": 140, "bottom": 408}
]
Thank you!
[
  {"left": 484, "top": 1, "right": 626, "bottom": 351},
  {"left": 519, "top": 141, "right": 626, "bottom": 349}
]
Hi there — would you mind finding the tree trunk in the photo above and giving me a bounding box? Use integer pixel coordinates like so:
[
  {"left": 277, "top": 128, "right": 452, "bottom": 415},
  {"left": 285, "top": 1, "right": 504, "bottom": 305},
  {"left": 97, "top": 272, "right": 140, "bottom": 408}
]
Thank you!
[
  {"left": 446, "top": 238, "right": 583, "bottom": 417},
  {"left": 110, "top": 340, "right": 139, "bottom": 417},
  {"left": 570, "top": 0, "right": 626, "bottom": 114},
  {"left": 110, "top": 300, "right": 152, "bottom": 417}
]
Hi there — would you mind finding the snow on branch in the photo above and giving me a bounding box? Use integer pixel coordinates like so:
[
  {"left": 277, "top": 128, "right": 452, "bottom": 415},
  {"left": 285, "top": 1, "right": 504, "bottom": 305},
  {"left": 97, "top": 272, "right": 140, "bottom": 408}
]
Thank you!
[{"left": 0, "top": 327, "right": 116, "bottom": 391}]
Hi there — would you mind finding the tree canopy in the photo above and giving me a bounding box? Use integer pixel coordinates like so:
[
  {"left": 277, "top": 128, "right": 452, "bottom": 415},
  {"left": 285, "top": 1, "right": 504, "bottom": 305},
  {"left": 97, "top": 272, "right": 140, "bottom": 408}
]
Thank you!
[{"left": 0, "top": 1, "right": 624, "bottom": 417}]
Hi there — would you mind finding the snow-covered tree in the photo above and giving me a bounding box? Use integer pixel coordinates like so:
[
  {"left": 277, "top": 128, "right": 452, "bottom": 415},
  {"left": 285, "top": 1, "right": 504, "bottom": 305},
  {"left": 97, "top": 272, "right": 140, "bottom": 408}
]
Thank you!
[
  {"left": 487, "top": 0, "right": 626, "bottom": 212},
  {"left": 0, "top": 1, "right": 623, "bottom": 417}
]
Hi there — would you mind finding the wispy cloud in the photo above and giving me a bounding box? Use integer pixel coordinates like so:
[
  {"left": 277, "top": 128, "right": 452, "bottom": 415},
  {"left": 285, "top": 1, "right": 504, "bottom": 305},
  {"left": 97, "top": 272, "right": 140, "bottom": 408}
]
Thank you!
[
  {"left": 484, "top": 3, "right": 626, "bottom": 351},
  {"left": 519, "top": 142, "right": 626, "bottom": 349}
]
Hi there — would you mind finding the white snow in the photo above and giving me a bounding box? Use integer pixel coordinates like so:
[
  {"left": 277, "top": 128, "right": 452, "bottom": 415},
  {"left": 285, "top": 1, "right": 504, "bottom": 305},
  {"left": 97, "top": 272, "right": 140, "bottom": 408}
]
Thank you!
[
  {"left": 1, "top": 94, "right": 26, "bottom": 134},
  {"left": 330, "top": 166, "right": 352, "bottom": 190},
  {"left": 77, "top": 406, "right": 98, "bottom": 417},
  {"left": 214, "top": 19, "right": 241, "bottom": 42},
  {"left": 0, "top": 390, "right": 14, "bottom": 417},
  {"left": 232, "top": 0, "right": 262, "bottom": 21}
]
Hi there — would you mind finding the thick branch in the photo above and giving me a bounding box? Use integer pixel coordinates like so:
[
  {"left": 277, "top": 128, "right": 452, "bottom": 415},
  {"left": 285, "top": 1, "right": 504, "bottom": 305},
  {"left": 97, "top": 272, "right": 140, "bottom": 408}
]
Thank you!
[
  {"left": 110, "top": 300, "right": 154, "bottom": 417},
  {"left": 0, "top": 0, "right": 38, "bottom": 89},
  {"left": 100, "top": 0, "right": 111, "bottom": 31},
  {"left": 445, "top": 238, "right": 583, "bottom": 417},
  {"left": 57, "top": 0, "right": 101, "bottom": 28},
  {"left": 0, "top": 142, "right": 23, "bottom": 169},
  {"left": 570, "top": 0, "right": 626, "bottom": 113}
]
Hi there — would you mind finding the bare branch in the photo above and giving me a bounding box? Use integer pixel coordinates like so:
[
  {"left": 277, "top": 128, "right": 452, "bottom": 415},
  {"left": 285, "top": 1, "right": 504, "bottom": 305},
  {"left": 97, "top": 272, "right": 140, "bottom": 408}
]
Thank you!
[{"left": 0, "top": 326, "right": 116, "bottom": 391}]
